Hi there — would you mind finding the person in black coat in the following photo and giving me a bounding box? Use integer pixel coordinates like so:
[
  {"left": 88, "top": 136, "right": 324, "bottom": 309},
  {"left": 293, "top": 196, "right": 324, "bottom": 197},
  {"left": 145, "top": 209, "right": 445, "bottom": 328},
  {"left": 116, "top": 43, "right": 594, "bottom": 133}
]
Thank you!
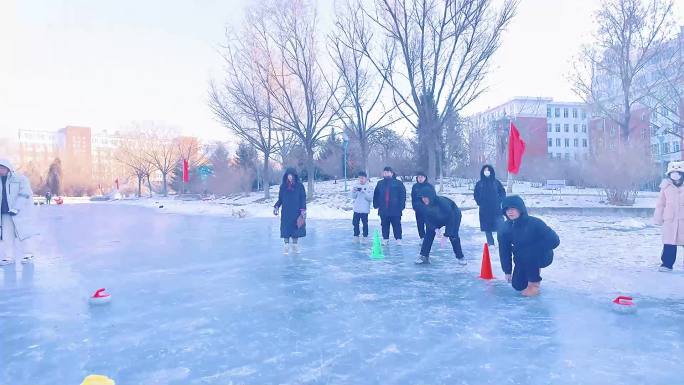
[
  {"left": 411, "top": 171, "right": 436, "bottom": 239},
  {"left": 414, "top": 189, "right": 467, "bottom": 265},
  {"left": 373, "top": 166, "right": 406, "bottom": 245},
  {"left": 497, "top": 195, "right": 560, "bottom": 297},
  {"left": 474, "top": 164, "right": 506, "bottom": 246},
  {"left": 273, "top": 168, "right": 307, "bottom": 254}
]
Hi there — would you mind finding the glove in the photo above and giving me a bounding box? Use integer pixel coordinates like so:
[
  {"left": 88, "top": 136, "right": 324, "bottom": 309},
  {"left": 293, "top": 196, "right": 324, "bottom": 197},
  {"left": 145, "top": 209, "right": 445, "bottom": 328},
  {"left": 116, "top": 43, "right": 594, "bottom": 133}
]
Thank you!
[
  {"left": 273, "top": 207, "right": 279, "bottom": 216},
  {"left": 8, "top": 209, "right": 18, "bottom": 216}
]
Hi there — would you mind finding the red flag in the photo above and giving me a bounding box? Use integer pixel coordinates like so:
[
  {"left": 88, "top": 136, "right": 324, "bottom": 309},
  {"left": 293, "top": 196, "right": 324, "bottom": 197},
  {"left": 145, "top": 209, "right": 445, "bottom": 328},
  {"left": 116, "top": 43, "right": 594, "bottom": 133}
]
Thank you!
[
  {"left": 507, "top": 121, "right": 526, "bottom": 175},
  {"left": 182, "top": 159, "right": 190, "bottom": 183},
  {"left": 115, "top": 179, "right": 119, "bottom": 190}
]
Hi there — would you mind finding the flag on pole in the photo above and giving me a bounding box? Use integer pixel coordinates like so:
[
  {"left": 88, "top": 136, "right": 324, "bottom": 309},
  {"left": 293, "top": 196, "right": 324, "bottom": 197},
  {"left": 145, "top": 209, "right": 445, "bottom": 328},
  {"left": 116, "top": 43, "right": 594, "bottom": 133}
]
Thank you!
[
  {"left": 182, "top": 159, "right": 190, "bottom": 183},
  {"left": 507, "top": 121, "right": 526, "bottom": 175}
]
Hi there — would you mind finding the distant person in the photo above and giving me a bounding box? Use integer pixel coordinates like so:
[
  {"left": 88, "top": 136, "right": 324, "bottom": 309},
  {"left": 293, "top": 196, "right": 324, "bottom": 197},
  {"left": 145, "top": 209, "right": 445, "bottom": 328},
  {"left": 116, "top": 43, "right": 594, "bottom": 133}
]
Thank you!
[
  {"left": 350, "top": 171, "right": 373, "bottom": 243},
  {"left": 0, "top": 158, "right": 37, "bottom": 266},
  {"left": 414, "top": 189, "right": 467, "bottom": 266},
  {"left": 411, "top": 171, "right": 435, "bottom": 240},
  {"left": 654, "top": 161, "right": 684, "bottom": 272},
  {"left": 373, "top": 166, "right": 406, "bottom": 245},
  {"left": 474, "top": 165, "right": 506, "bottom": 246},
  {"left": 273, "top": 168, "right": 307, "bottom": 255},
  {"left": 45, "top": 190, "right": 52, "bottom": 205},
  {"left": 498, "top": 195, "right": 560, "bottom": 297}
]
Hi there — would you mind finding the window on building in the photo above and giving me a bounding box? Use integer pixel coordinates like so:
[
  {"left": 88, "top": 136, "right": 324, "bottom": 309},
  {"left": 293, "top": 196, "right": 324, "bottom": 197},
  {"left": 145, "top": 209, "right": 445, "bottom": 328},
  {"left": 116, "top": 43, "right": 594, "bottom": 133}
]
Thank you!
[
  {"left": 574, "top": 139, "right": 579, "bottom": 147},
  {"left": 581, "top": 109, "right": 587, "bottom": 119},
  {"left": 574, "top": 153, "right": 579, "bottom": 160},
  {"left": 548, "top": 138, "right": 553, "bottom": 147},
  {"left": 548, "top": 124, "right": 552, "bottom": 132},
  {"left": 547, "top": 107, "right": 552, "bottom": 118},
  {"left": 582, "top": 124, "right": 587, "bottom": 133},
  {"left": 564, "top": 153, "right": 570, "bottom": 159},
  {"left": 564, "top": 124, "right": 569, "bottom": 132},
  {"left": 574, "top": 124, "right": 578, "bottom": 133},
  {"left": 583, "top": 139, "right": 588, "bottom": 147},
  {"left": 556, "top": 138, "right": 561, "bottom": 146},
  {"left": 652, "top": 144, "right": 659, "bottom": 155},
  {"left": 555, "top": 108, "right": 560, "bottom": 117},
  {"left": 548, "top": 152, "right": 554, "bottom": 159},
  {"left": 663, "top": 143, "right": 670, "bottom": 154},
  {"left": 556, "top": 124, "right": 561, "bottom": 132},
  {"left": 674, "top": 142, "right": 680, "bottom": 152},
  {"left": 563, "top": 108, "right": 569, "bottom": 118},
  {"left": 556, "top": 153, "right": 561, "bottom": 159},
  {"left": 565, "top": 139, "right": 570, "bottom": 147},
  {"left": 572, "top": 108, "right": 578, "bottom": 118}
]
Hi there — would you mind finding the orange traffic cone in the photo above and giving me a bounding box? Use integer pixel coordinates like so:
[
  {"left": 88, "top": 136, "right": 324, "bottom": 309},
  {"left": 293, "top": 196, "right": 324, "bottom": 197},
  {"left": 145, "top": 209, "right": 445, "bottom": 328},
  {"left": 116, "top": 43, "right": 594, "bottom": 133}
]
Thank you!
[{"left": 480, "top": 243, "right": 494, "bottom": 280}]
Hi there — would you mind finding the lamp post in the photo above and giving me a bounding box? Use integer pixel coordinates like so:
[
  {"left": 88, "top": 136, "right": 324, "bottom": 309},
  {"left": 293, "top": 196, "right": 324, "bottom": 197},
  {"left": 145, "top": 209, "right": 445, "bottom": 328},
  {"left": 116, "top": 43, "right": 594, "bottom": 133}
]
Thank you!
[{"left": 343, "top": 132, "right": 349, "bottom": 192}]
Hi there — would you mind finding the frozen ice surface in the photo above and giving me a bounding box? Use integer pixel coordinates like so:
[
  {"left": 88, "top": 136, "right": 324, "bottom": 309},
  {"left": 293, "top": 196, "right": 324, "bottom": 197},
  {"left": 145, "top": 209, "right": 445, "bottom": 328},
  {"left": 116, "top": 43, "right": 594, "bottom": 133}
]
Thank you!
[{"left": 1, "top": 205, "right": 683, "bottom": 385}]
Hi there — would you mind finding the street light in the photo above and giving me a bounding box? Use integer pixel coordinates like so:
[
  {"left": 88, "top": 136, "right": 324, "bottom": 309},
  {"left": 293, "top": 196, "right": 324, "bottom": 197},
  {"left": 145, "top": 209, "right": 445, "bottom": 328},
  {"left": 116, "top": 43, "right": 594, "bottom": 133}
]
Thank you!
[{"left": 342, "top": 132, "right": 349, "bottom": 192}]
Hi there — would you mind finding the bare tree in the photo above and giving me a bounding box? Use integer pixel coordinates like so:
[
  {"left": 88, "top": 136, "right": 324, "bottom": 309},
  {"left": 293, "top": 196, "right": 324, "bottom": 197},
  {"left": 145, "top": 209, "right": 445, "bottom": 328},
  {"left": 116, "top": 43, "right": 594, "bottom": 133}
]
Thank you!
[
  {"left": 329, "top": 0, "right": 401, "bottom": 173},
  {"left": 572, "top": 0, "right": 680, "bottom": 140},
  {"left": 358, "top": 0, "right": 517, "bottom": 181},
  {"left": 209, "top": 4, "right": 280, "bottom": 199},
  {"left": 115, "top": 131, "right": 154, "bottom": 197},
  {"left": 142, "top": 125, "right": 178, "bottom": 196},
  {"left": 257, "top": 0, "right": 344, "bottom": 200}
]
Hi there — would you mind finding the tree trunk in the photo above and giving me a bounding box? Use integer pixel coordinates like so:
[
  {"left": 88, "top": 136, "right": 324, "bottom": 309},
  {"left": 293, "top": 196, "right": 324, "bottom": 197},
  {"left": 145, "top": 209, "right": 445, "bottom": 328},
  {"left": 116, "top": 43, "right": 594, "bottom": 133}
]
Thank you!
[
  {"left": 162, "top": 172, "right": 168, "bottom": 196},
  {"left": 137, "top": 175, "right": 142, "bottom": 197},
  {"left": 146, "top": 175, "right": 153, "bottom": 197},
  {"left": 262, "top": 155, "right": 271, "bottom": 199},
  {"left": 306, "top": 152, "right": 315, "bottom": 201},
  {"left": 360, "top": 138, "right": 369, "bottom": 174}
]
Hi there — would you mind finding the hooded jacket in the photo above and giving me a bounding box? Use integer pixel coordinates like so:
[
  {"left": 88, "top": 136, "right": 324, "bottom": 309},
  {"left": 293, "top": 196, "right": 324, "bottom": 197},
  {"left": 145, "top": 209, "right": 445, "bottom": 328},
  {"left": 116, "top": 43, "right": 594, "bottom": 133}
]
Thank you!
[
  {"left": 416, "top": 188, "right": 461, "bottom": 238},
  {"left": 350, "top": 180, "right": 374, "bottom": 214},
  {"left": 497, "top": 195, "right": 559, "bottom": 275},
  {"left": 474, "top": 165, "right": 506, "bottom": 232},
  {"left": 0, "top": 158, "right": 36, "bottom": 240},
  {"left": 654, "top": 178, "right": 684, "bottom": 245},
  {"left": 411, "top": 172, "right": 436, "bottom": 215},
  {"left": 373, "top": 174, "right": 406, "bottom": 217},
  {"left": 274, "top": 168, "right": 307, "bottom": 238}
]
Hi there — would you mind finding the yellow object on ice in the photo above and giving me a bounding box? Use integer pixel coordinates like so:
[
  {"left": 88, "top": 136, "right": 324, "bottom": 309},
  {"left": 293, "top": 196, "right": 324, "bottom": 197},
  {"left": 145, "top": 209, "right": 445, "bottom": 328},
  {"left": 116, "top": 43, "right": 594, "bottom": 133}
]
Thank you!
[{"left": 80, "top": 375, "right": 115, "bottom": 385}]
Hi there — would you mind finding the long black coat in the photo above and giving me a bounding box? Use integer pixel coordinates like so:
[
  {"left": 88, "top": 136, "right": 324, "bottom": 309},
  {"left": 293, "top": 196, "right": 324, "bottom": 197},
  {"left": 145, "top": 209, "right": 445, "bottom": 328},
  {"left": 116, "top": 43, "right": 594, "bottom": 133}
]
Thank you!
[
  {"left": 373, "top": 176, "right": 406, "bottom": 217},
  {"left": 274, "top": 170, "right": 307, "bottom": 238},
  {"left": 474, "top": 165, "right": 506, "bottom": 232},
  {"left": 497, "top": 196, "right": 560, "bottom": 275}
]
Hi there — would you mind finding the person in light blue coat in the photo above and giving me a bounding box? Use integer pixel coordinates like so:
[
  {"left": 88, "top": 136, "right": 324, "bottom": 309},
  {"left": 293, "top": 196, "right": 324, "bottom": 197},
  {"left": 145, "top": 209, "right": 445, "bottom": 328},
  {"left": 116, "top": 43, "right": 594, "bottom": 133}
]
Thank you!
[{"left": 350, "top": 171, "right": 374, "bottom": 242}]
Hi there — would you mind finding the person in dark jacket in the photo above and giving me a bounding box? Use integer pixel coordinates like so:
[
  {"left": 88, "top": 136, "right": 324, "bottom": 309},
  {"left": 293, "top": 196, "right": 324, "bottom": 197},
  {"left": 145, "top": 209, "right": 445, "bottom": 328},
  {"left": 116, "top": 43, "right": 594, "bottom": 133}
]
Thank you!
[
  {"left": 411, "top": 171, "right": 436, "bottom": 239},
  {"left": 414, "top": 189, "right": 467, "bottom": 265},
  {"left": 498, "top": 195, "right": 560, "bottom": 297},
  {"left": 273, "top": 168, "right": 307, "bottom": 254},
  {"left": 373, "top": 166, "right": 406, "bottom": 245},
  {"left": 474, "top": 165, "right": 506, "bottom": 245}
]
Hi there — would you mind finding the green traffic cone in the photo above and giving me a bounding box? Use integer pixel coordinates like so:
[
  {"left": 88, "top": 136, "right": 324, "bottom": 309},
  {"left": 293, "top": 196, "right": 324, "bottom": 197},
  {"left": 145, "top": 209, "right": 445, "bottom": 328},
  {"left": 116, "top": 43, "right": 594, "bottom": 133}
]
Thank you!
[{"left": 370, "top": 229, "right": 384, "bottom": 260}]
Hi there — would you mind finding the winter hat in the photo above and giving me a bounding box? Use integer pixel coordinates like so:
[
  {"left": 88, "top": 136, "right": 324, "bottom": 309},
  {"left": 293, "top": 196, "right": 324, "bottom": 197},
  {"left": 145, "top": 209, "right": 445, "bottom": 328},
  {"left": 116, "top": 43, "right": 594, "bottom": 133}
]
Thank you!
[
  {"left": 666, "top": 161, "right": 684, "bottom": 176},
  {"left": 357, "top": 171, "right": 367, "bottom": 177}
]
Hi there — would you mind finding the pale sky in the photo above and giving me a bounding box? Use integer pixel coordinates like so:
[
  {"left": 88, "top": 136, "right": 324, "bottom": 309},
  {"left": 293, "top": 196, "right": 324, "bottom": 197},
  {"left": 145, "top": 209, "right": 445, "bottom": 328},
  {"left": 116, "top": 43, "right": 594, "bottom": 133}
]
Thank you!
[{"left": 1, "top": 0, "right": 683, "bottom": 142}]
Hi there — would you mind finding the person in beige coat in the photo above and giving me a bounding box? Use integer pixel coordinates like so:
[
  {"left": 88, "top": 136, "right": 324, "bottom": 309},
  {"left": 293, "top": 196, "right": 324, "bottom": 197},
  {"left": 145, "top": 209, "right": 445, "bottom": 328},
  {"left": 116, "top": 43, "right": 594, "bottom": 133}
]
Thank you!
[
  {"left": 654, "top": 161, "right": 684, "bottom": 272},
  {"left": 0, "top": 158, "right": 36, "bottom": 266}
]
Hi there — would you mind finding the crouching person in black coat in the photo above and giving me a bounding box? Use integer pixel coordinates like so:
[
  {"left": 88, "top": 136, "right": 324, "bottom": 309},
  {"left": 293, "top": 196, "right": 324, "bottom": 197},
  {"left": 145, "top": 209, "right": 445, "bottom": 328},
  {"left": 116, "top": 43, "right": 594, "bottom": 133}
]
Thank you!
[
  {"left": 498, "top": 195, "right": 560, "bottom": 297},
  {"left": 414, "top": 189, "right": 467, "bottom": 265}
]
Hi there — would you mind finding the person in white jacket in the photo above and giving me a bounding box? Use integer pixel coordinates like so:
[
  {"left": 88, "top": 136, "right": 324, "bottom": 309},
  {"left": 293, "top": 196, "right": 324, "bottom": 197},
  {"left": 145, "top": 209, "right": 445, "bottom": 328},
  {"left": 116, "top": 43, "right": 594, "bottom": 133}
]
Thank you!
[
  {"left": 350, "top": 171, "right": 373, "bottom": 243},
  {"left": 0, "top": 158, "right": 36, "bottom": 266}
]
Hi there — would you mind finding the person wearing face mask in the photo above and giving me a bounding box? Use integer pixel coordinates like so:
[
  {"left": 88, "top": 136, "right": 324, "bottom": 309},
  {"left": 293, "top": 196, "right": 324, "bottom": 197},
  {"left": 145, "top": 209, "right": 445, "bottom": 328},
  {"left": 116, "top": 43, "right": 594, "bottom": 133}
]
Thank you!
[
  {"left": 373, "top": 166, "right": 406, "bottom": 245},
  {"left": 474, "top": 165, "right": 506, "bottom": 246},
  {"left": 654, "top": 161, "right": 684, "bottom": 272},
  {"left": 273, "top": 168, "right": 307, "bottom": 255},
  {"left": 410, "top": 171, "right": 435, "bottom": 240}
]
